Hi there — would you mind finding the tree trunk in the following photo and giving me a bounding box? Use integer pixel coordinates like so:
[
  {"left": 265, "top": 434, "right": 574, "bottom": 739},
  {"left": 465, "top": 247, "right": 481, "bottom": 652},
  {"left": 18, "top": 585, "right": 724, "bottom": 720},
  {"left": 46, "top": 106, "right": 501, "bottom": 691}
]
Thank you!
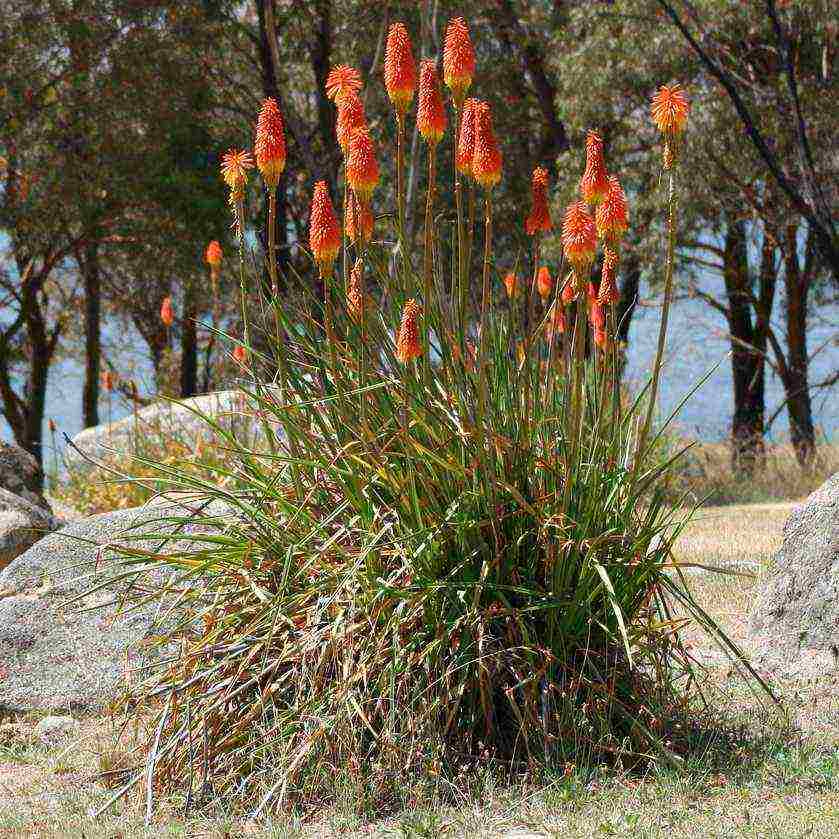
[
  {"left": 722, "top": 216, "right": 765, "bottom": 475},
  {"left": 180, "top": 280, "right": 198, "bottom": 398},
  {"left": 782, "top": 222, "right": 815, "bottom": 467},
  {"left": 81, "top": 241, "right": 101, "bottom": 427}
]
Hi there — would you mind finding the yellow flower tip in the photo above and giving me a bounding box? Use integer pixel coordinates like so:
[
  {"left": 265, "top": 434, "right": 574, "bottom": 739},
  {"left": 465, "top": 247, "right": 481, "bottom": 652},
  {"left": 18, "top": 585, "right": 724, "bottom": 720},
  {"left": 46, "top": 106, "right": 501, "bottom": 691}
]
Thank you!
[
  {"left": 346, "top": 128, "right": 380, "bottom": 205},
  {"left": 456, "top": 98, "right": 479, "bottom": 177},
  {"left": 336, "top": 91, "right": 368, "bottom": 155},
  {"left": 471, "top": 101, "right": 502, "bottom": 190},
  {"left": 536, "top": 266, "right": 553, "bottom": 303},
  {"left": 326, "top": 64, "right": 363, "bottom": 102},
  {"left": 346, "top": 190, "right": 374, "bottom": 246},
  {"left": 525, "top": 166, "right": 552, "bottom": 235},
  {"left": 309, "top": 180, "right": 341, "bottom": 277},
  {"left": 596, "top": 175, "right": 629, "bottom": 246},
  {"left": 396, "top": 298, "right": 422, "bottom": 363},
  {"left": 443, "top": 17, "right": 475, "bottom": 104},
  {"left": 220, "top": 149, "right": 253, "bottom": 195},
  {"left": 651, "top": 83, "right": 690, "bottom": 136},
  {"left": 562, "top": 200, "right": 597, "bottom": 276},
  {"left": 254, "top": 97, "right": 286, "bottom": 189},
  {"left": 417, "top": 59, "right": 447, "bottom": 145},
  {"left": 579, "top": 130, "right": 609, "bottom": 206},
  {"left": 384, "top": 22, "right": 417, "bottom": 116},
  {"left": 503, "top": 272, "right": 518, "bottom": 299}
]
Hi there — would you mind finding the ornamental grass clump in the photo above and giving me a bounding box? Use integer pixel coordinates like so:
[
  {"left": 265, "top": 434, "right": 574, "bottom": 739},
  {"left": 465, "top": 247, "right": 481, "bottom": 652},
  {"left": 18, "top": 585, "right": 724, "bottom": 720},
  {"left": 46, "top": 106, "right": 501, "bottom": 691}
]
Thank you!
[{"left": 98, "top": 25, "right": 772, "bottom": 818}]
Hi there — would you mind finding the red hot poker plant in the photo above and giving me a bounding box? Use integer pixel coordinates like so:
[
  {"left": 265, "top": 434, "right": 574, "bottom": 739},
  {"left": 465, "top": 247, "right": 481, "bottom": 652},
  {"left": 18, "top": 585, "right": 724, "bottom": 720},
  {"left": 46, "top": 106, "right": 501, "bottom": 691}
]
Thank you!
[
  {"left": 443, "top": 17, "right": 475, "bottom": 107},
  {"left": 384, "top": 23, "right": 417, "bottom": 117},
  {"left": 309, "top": 181, "right": 341, "bottom": 279}
]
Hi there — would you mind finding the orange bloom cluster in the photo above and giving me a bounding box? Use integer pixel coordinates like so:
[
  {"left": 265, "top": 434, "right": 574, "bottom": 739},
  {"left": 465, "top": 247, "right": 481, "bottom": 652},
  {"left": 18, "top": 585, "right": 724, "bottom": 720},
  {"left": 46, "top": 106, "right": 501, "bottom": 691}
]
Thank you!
[
  {"left": 579, "top": 130, "right": 609, "bottom": 206},
  {"left": 346, "top": 128, "right": 380, "bottom": 205},
  {"left": 220, "top": 149, "right": 253, "bottom": 201},
  {"left": 233, "top": 344, "right": 248, "bottom": 364},
  {"left": 309, "top": 181, "right": 341, "bottom": 278},
  {"left": 536, "top": 266, "right": 553, "bottom": 303},
  {"left": 471, "top": 101, "right": 502, "bottom": 189},
  {"left": 417, "top": 60, "right": 446, "bottom": 145},
  {"left": 204, "top": 240, "right": 222, "bottom": 269},
  {"left": 326, "top": 64, "right": 362, "bottom": 102},
  {"left": 588, "top": 302, "right": 606, "bottom": 331},
  {"left": 160, "top": 296, "right": 175, "bottom": 328},
  {"left": 596, "top": 176, "right": 628, "bottom": 246},
  {"left": 384, "top": 23, "right": 417, "bottom": 116},
  {"left": 651, "top": 83, "right": 690, "bottom": 136},
  {"left": 562, "top": 200, "right": 597, "bottom": 276},
  {"left": 346, "top": 190, "right": 374, "bottom": 245},
  {"left": 503, "top": 272, "right": 518, "bottom": 299},
  {"left": 396, "top": 298, "right": 422, "bottom": 363},
  {"left": 525, "top": 166, "right": 552, "bottom": 235},
  {"left": 455, "top": 98, "right": 478, "bottom": 177},
  {"left": 254, "top": 97, "right": 286, "bottom": 189},
  {"left": 561, "top": 273, "right": 577, "bottom": 305},
  {"left": 598, "top": 247, "right": 620, "bottom": 306},
  {"left": 347, "top": 262, "right": 364, "bottom": 322},
  {"left": 336, "top": 91, "right": 368, "bottom": 156},
  {"left": 443, "top": 17, "right": 475, "bottom": 105}
]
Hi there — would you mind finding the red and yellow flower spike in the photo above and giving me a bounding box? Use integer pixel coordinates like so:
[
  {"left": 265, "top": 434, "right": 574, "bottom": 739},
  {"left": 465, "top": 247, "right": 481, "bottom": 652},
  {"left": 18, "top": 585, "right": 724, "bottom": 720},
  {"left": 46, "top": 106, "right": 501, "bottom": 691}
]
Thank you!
[
  {"left": 335, "top": 91, "right": 368, "bottom": 156},
  {"left": 588, "top": 301, "right": 606, "bottom": 331},
  {"left": 562, "top": 200, "right": 597, "bottom": 278},
  {"left": 347, "top": 261, "right": 364, "bottom": 322},
  {"left": 593, "top": 328, "right": 608, "bottom": 349},
  {"left": 536, "top": 266, "right": 553, "bottom": 303},
  {"left": 471, "top": 101, "right": 502, "bottom": 190},
  {"left": 160, "top": 296, "right": 175, "bottom": 328},
  {"left": 579, "top": 130, "right": 609, "bottom": 206},
  {"left": 345, "top": 189, "right": 374, "bottom": 246},
  {"left": 503, "top": 272, "right": 518, "bottom": 299},
  {"left": 525, "top": 166, "right": 552, "bottom": 235},
  {"left": 309, "top": 180, "right": 341, "bottom": 279},
  {"left": 220, "top": 149, "right": 253, "bottom": 202},
  {"left": 346, "top": 128, "right": 380, "bottom": 206},
  {"left": 204, "top": 240, "right": 222, "bottom": 270},
  {"left": 384, "top": 22, "right": 417, "bottom": 116},
  {"left": 443, "top": 17, "right": 475, "bottom": 107},
  {"left": 651, "top": 83, "right": 690, "bottom": 169},
  {"left": 599, "top": 246, "right": 620, "bottom": 305},
  {"left": 596, "top": 175, "right": 629, "bottom": 246},
  {"left": 326, "top": 64, "right": 362, "bottom": 102},
  {"left": 254, "top": 98, "right": 286, "bottom": 190},
  {"left": 417, "top": 59, "right": 447, "bottom": 145},
  {"left": 396, "top": 298, "right": 422, "bottom": 363},
  {"left": 455, "top": 98, "right": 478, "bottom": 177},
  {"left": 561, "top": 273, "right": 577, "bottom": 305}
]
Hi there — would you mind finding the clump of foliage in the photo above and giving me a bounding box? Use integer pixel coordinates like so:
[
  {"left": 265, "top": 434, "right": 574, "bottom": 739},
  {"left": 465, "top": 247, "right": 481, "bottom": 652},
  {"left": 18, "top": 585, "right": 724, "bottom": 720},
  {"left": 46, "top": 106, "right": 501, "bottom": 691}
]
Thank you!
[{"left": 96, "top": 19, "right": 771, "bottom": 817}]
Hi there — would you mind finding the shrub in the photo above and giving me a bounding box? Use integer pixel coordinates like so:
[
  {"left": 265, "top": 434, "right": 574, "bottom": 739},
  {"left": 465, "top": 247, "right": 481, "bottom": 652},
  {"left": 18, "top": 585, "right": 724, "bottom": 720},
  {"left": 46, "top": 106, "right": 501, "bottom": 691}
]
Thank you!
[{"left": 95, "top": 26, "right": 770, "bottom": 817}]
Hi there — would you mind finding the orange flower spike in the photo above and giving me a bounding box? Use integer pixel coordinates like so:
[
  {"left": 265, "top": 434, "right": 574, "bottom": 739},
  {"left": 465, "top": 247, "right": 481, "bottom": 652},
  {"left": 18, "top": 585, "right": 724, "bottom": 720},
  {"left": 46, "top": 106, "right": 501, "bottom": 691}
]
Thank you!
[
  {"left": 599, "top": 247, "right": 621, "bottom": 305},
  {"left": 593, "top": 328, "right": 608, "bottom": 349},
  {"left": 536, "top": 266, "right": 553, "bottom": 303},
  {"left": 455, "top": 98, "right": 478, "bottom": 177},
  {"left": 503, "top": 272, "right": 518, "bottom": 299},
  {"left": 325, "top": 64, "right": 362, "bottom": 102},
  {"left": 347, "top": 262, "right": 364, "bottom": 322},
  {"left": 220, "top": 149, "right": 253, "bottom": 199},
  {"left": 443, "top": 17, "right": 475, "bottom": 107},
  {"left": 396, "top": 298, "right": 422, "bottom": 363},
  {"left": 233, "top": 344, "right": 248, "bottom": 364},
  {"left": 384, "top": 22, "right": 417, "bottom": 116},
  {"left": 561, "top": 273, "right": 577, "bottom": 305},
  {"left": 596, "top": 175, "right": 629, "bottom": 246},
  {"left": 589, "top": 301, "right": 606, "bottom": 331},
  {"left": 254, "top": 98, "right": 286, "bottom": 189},
  {"left": 579, "top": 130, "right": 609, "bottom": 206},
  {"left": 562, "top": 200, "right": 597, "bottom": 276},
  {"left": 651, "top": 83, "right": 690, "bottom": 136},
  {"left": 525, "top": 166, "right": 552, "bottom": 235},
  {"left": 417, "top": 59, "right": 447, "bottom": 145},
  {"left": 471, "top": 101, "right": 502, "bottom": 190},
  {"left": 336, "top": 91, "right": 368, "bottom": 156},
  {"left": 309, "top": 180, "right": 341, "bottom": 278},
  {"left": 346, "top": 128, "right": 380, "bottom": 206},
  {"left": 345, "top": 190, "right": 374, "bottom": 245},
  {"left": 160, "top": 296, "right": 175, "bottom": 328},
  {"left": 204, "top": 240, "right": 222, "bottom": 269}
]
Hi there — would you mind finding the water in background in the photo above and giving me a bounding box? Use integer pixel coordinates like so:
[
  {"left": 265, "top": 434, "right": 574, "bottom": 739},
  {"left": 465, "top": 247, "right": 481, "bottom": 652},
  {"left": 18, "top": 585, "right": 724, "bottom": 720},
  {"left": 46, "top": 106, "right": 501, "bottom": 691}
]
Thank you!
[{"left": 3, "top": 272, "right": 838, "bottom": 457}]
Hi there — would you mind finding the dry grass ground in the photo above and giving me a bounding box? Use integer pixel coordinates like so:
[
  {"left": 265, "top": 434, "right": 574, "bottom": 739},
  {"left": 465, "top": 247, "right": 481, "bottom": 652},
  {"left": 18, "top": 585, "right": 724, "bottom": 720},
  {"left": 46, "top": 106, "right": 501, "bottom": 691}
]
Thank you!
[{"left": 1, "top": 500, "right": 837, "bottom": 838}]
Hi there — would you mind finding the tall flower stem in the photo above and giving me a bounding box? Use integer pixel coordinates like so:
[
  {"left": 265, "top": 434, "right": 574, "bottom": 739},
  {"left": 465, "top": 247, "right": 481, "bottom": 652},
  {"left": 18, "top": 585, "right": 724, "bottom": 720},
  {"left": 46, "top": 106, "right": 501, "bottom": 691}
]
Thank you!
[
  {"left": 235, "top": 199, "right": 250, "bottom": 351},
  {"left": 637, "top": 167, "right": 678, "bottom": 466},
  {"left": 563, "top": 296, "right": 587, "bottom": 510},
  {"left": 396, "top": 113, "right": 409, "bottom": 289},
  {"left": 422, "top": 144, "right": 437, "bottom": 385},
  {"left": 522, "top": 236, "right": 540, "bottom": 429},
  {"left": 465, "top": 181, "right": 476, "bottom": 291},
  {"left": 453, "top": 106, "right": 466, "bottom": 345}
]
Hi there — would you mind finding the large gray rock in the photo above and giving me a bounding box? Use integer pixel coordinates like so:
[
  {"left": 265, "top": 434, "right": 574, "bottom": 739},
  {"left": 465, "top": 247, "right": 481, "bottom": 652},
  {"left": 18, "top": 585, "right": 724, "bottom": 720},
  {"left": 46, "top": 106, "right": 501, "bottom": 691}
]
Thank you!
[
  {"left": 0, "top": 441, "right": 50, "bottom": 511},
  {"left": 0, "top": 488, "right": 59, "bottom": 571},
  {"left": 750, "top": 473, "right": 839, "bottom": 677},
  {"left": 0, "top": 498, "right": 231, "bottom": 714},
  {"left": 64, "top": 390, "right": 257, "bottom": 473}
]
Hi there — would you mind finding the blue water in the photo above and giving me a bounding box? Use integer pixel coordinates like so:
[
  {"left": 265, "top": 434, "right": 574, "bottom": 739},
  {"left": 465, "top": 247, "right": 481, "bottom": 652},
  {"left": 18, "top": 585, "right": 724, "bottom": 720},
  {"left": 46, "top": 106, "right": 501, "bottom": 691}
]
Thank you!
[{"left": 3, "top": 272, "right": 838, "bottom": 455}]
